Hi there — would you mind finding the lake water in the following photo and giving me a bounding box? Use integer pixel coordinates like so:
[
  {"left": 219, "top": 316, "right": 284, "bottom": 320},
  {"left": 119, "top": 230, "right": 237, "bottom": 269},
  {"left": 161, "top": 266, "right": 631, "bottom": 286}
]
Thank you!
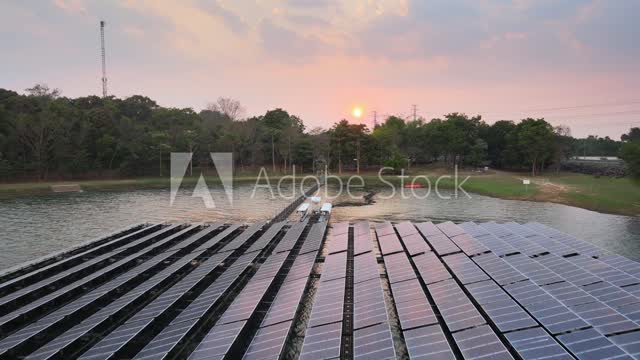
[{"left": 0, "top": 184, "right": 638, "bottom": 270}]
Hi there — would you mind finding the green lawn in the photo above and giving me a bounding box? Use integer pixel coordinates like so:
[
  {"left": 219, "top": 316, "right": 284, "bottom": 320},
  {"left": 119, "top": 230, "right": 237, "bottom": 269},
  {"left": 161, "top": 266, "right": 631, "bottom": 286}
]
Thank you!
[{"left": 544, "top": 173, "right": 640, "bottom": 215}]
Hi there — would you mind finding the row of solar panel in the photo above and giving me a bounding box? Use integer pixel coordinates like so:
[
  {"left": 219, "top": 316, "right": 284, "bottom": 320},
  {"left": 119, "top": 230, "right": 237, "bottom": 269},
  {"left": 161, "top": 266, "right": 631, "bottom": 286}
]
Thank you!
[
  {"left": 460, "top": 221, "right": 640, "bottom": 359},
  {"left": 0, "top": 220, "right": 323, "bottom": 359},
  {"left": 5, "top": 218, "right": 640, "bottom": 360}
]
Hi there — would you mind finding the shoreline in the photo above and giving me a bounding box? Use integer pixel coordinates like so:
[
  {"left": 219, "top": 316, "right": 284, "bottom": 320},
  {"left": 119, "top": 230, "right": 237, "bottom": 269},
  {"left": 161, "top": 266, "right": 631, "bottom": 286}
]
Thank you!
[{"left": 0, "top": 171, "right": 638, "bottom": 217}]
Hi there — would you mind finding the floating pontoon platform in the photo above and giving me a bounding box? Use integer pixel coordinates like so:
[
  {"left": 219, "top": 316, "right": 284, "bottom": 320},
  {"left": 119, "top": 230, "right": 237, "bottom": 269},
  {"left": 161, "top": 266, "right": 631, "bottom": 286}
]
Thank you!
[{"left": 1, "top": 220, "right": 640, "bottom": 359}]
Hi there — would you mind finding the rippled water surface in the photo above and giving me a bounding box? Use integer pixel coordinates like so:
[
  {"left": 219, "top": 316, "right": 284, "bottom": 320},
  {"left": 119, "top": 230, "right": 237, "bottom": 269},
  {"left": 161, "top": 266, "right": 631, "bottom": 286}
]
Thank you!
[{"left": 0, "top": 185, "right": 638, "bottom": 269}]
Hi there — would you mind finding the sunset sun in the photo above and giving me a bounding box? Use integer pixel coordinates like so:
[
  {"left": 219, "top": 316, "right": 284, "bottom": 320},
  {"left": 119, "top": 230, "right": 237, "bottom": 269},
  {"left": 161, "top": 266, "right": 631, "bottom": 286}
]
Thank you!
[{"left": 351, "top": 106, "right": 363, "bottom": 118}]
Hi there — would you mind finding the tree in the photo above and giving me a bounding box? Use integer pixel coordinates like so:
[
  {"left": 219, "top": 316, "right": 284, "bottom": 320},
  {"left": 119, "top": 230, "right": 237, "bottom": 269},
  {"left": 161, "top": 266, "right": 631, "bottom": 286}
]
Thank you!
[
  {"left": 516, "top": 118, "right": 555, "bottom": 176},
  {"left": 620, "top": 127, "right": 640, "bottom": 180},
  {"left": 482, "top": 120, "right": 516, "bottom": 168},
  {"left": 207, "top": 97, "right": 245, "bottom": 121},
  {"left": 552, "top": 125, "right": 572, "bottom": 172}
]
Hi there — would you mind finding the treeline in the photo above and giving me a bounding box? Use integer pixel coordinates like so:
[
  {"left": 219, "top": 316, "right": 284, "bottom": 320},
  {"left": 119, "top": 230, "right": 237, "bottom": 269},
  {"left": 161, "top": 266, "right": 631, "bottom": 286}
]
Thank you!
[{"left": 0, "top": 85, "right": 637, "bottom": 181}]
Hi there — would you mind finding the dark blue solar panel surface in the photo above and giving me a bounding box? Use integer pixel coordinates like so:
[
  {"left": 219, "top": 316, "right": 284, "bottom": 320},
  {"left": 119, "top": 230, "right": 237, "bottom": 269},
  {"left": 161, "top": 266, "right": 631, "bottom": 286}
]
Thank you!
[{"left": 8, "top": 219, "right": 640, "bottom": 360}]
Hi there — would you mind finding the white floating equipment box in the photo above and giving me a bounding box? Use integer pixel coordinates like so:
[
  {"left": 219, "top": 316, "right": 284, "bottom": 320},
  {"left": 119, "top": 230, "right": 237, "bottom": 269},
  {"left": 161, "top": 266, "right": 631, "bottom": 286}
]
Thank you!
[
  {"left": 320, "top": 203, "right": 332, "bottom": 215},
  {"left": 296, "top": 203, "right": 310, "bottom": 215}
]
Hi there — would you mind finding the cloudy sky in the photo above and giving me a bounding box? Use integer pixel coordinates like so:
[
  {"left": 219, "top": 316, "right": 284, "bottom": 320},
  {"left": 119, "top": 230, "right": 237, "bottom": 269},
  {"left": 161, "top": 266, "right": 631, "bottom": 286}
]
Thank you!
[{"left": 2, "top": 0, "right": 639, "bottom": 138}]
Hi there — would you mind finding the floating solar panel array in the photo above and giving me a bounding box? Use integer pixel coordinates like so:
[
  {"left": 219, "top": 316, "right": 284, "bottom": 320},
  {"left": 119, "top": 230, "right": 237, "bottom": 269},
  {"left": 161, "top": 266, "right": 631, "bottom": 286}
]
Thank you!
[{"left": 3, "top": 219, "right": 640, "bottom": 359}]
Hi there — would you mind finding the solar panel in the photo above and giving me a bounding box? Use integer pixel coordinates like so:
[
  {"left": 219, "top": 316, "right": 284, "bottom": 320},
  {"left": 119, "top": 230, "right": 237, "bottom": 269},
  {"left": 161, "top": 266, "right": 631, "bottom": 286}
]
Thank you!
[
  {"left": 11, "top": 220, "right": 640, "bottom": 360},
  {"left": 383, "top": 252, "right": 417, "bottom": 284},
  {"left": 0, "top": 225, "right": 227, "bottom": 356},
  {"left": 398, "top": 233, "right": 430, "bottom": 256},
  {"left": 0, "top": 224, "right": 181, "bottom": 311},
  {"left": 557, "top": 328, "right": 631, "bottom": 360},
  {"left": 503, "top": 280, "right": 589, "bottom": 335},
  {"left": 133, "top": 252, "right": 263, "bottom": 359},
  {"left": 403, "top": 324, "right": 455, "bottom": 360},
  {"left": 244, "top": 222, "right": 286, "bottom": 254},
  {"left": 353, "top": 277, "right": 388, "bottom": 330},
  {"left": 353, "top": 252, "right": 380, "bottom": 285},
  {"left": 524, "top": 222, "right": 605, "bottom": 257},
  {"left": 331, "top": 222, "right": 349, "bottom": 236},
  {"left": 610, "top": 330, "right": 640, "bottom": 359},
  {"left": 412, "top": 252, "right": 452, "bottom": 285},
  {"left": 272, "top": 221, "right": 307, "bottom": 253},
  {"left": 570, "top": 254, "right": 640, "bottom": 288},
  {"left": 376, "top": 232, "right": 404, "bottom": 256},
  {"left": 422, "top": 233, "right": 461, "bottom": 257},
  {"left": 414, "top": 222, "right": 442, "bottom": 237},
  {"left": 353, "top": 322, "right": 395, "bottom": 360},
  {"left": 390, "top": 279, "right": 437, "bottom": 330},
  {"left": 395, "top": 221, "right": 419, "bottom": 237},
  {"left": 481, "top": 223, "right": 640, "bottom": 337},
  {"left": 242, "top": 320, "right": 292, "bottom": 360},
  {"left": 326, "top": 230, "right": 348, "bottom": 255},
  {"left": 504, "top": 327, "right": 573, "bottom": 360},
  {"left": 218, "top": 222, "right": 264, "bottom": 252},
  {"left": 427, "top": 279, "right": 486, "bottom": 332},
  {"left": 306, "top": 250, "right": 346, "bottom": 328},
  {"left": 353, "top": 221, "right": 373, "bottom": 256},
  {"left": 0, "top": 224, "right": 192, "bottom": 335},
  {"left": 442, "top": 253, "right": 490, "bottom": 285},
  {"left": 85, "top": 225, "right": 284, "bottom": 360},
  {"left": 436, "top": 221, "right": 466, "bottom": 238},
  {"left": 299, "top": 222, "right": 327, "bottom": 255},
  {"left": 0, "top": 223, "right": 159, "bottom": 296},
  {"left": 452, "top": 325, "right": 514, "bottom": 360},
  {"left": 299, "top": 321, "right": 342, "bottom": 360},
  {"left": 472, "top": 253, "right": 528, "bottom": 286},
  {"left": 449, "top": 233, "right": 490, "bottom": 257},
  {"left": 188, "top": 320, "right": 247, "bottom": 360},
  {"left": 465, "top": 280, "right": 537, "bottom": 333}
]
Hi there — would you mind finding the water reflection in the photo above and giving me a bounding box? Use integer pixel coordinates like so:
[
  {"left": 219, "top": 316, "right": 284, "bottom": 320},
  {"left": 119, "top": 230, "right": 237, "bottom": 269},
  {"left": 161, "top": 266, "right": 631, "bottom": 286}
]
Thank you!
[{"left": 0, "top": 185, "right": 638, "bottom": 270}]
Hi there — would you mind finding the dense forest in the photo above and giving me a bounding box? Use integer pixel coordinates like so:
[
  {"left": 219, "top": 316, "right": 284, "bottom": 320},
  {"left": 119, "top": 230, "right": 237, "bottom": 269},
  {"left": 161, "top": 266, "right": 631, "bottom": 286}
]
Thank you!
[{"left": 0, "top": 85, "right": 637, "bottom": 181}]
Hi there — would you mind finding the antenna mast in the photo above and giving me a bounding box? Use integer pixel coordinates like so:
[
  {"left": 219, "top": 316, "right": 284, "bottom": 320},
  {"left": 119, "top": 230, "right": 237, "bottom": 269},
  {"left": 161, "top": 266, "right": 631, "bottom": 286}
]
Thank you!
[{"left": 100, "top": 20, "right": 108, "bottom": 98}]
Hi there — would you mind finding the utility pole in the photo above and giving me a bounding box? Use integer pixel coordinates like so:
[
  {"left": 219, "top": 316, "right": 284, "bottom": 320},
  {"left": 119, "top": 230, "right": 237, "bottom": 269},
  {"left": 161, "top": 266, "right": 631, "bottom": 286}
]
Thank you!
[
  {"left": 412, "top": 104, "right": 417, "bottom": 122},
  {"left": 372, "top": 110, "right": 378, "bottom": 128},
  {"left": 100, "top": 20, "right": 108, "bottom": 98}
]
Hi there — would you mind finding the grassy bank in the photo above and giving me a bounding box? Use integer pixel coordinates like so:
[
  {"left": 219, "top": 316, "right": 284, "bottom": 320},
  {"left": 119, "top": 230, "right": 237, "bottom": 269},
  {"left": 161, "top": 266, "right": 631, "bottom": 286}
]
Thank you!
[{"left": 0, "top": 170, "right": 638, "bottom": 216}]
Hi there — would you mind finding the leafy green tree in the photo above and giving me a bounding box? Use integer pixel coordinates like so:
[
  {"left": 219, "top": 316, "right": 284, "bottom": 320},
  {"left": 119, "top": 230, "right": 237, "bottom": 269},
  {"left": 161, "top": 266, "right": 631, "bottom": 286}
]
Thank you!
[
  {"left": 516, "top": 118, "right": 555, "bottom": 176},
  {"left": 620, "top": 127, "right": 640, "bottom": 180}
]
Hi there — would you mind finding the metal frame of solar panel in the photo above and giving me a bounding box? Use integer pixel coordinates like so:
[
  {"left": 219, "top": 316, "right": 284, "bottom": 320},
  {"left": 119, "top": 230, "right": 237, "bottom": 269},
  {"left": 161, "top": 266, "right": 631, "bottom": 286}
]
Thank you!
[
  {"left": 0, "top": 223, "right": 158, "bottom": 294},
  {"left": 487, "top": 224, "right": 640, "bottom": 326},
  {"left": 79, "top": 223, "right": 287, "bottom": 360},
  {"left": 386, "top": 224, "right": 456, "bottom": 360},
  {"left": 465, "top": 223, "right": 639, "bottom": 359},
  {"left": 0, "top": 224, "right": 180, "bottom": 315},
  {"left": 0, "top": 224, "right": 236, "bottom": 357},
  {"left": 415, "top": 224, "right": 516, "bottom": 360},
  {"left": 186, "top": 221, "right": 309, "bottom": 360},
  {"left": 349, "top": 225, "right": 394, "bottom": 360},
  {"left": 25, "top": 224, "right": 255, "bottom": 360},
  {"left": 498, "top": 222, "right": 640, "bottom": 358},
  {"left": 132, "top": 223, "right": 287, "bottom": 360},
  {"left": 243, "top": 223, "right": 327, "bottom": 360},
  {"left": 0, "top": 224, "right": 197, "bottom": 339},
  {"left": 300, "top": 227, "right": 348, "bottom": 360}
]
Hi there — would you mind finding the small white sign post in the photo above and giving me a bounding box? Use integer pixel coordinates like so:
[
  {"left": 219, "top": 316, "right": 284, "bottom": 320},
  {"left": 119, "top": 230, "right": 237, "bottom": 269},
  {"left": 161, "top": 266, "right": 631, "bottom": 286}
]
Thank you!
[{"left": 523, "top": 179, "right": 530, "bottom": 192}]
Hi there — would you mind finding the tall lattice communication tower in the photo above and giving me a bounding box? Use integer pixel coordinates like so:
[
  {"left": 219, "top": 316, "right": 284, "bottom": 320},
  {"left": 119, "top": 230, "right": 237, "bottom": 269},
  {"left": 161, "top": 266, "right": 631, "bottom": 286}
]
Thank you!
[{"left": 100, "top": 20, "right": 108, "bottom": 98}]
